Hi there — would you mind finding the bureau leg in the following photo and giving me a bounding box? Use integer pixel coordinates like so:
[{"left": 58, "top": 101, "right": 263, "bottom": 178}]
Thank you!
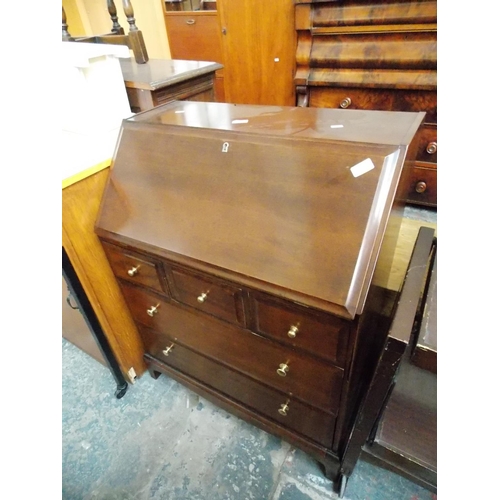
[
  {"left": 148, "top": 367, "right": 162, "bottom": 380},
  {"left": 318, "top": 456, "right": 341, "bottom": 484}
]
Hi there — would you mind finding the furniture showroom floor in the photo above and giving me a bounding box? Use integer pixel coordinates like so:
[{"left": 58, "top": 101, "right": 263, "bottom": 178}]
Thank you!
[{"left": 62, "top": 336, "right": 437, "bottom": 500}]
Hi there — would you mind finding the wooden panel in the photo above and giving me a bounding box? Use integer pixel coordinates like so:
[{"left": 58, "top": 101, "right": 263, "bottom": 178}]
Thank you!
[
  {"left": 119, "top": 282, "right": 344, "bottom": 414},
  {"left": 253, "top": 294, "right": 350, "bottom": 367},
  {"left": 309, "top": 33, "right": 436, "bottom": 70},
  {"left": 62, "top": 168, "right": 146, "bottom": 379},
  {"left": 217, "top": 0, "right": 296, "bottom": 105},
  {"left": 313, "top": 1, "right": 437, "bottom": 27},
  {"left": 140, "top": 325, "right": 336, "bottom": 448}
]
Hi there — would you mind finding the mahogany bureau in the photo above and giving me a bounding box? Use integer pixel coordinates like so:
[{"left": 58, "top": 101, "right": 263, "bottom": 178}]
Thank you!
[
  {"left": 95, "top": 100, "right": 424, "bottom": 490},
  {"left": 294, "top": 0, "right": 437, "bottom": 207}
]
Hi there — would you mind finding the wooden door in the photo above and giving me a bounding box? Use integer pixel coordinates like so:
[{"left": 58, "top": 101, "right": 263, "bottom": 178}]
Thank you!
[{"left": 217, "top": 0, "right": 296, "bottom": 106}]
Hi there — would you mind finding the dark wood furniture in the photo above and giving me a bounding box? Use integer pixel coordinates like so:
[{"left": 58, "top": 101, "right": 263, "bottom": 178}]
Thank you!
[
  {"left": 95, "top": 100, "right": 425, "bottom": 491},
  {"left": 119, "top": 58, "right": 223, "bottom": 112},
  {"left": 62, "top": 0, "right": 149, "bottom": 64},
  {"left": 294, "top": 0, "right": 437, "bottom": 207},
  {"left": 340, "top": 226, "right": 437, "bottom": 496},
  {"left": 162, "top": 0, "right": 296, "bottom": 105}
]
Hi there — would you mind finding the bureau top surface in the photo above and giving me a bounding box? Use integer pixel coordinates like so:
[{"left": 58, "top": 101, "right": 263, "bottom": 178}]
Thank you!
[{"left": 96, "top": 101, "right": 424, "bottom": 318}]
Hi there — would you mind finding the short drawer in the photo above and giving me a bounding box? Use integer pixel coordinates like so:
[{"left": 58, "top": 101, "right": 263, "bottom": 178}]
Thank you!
[
  {"left": 252, "top": 295, "right": 349, "bottom": 367},
  {"left": 141, "top": 326, "right": 336, "bottom": 448},
  {"left": 414, "top": 124, "right": 437, "bottom": 164},
  {"left": 121, "top": 283, "right": 344, "bottom": 414},
  {"left": 309, "top": 87, "right": 437, "bottom": 123},
  {"left": 406, "top": 163, "right": 437, "bottom": 207},
  {"left": 167, "top": 265, "right": 246, "bottom": 326},
  {"left": 101, "top": 242, "right": 166, "bottom": 294}
]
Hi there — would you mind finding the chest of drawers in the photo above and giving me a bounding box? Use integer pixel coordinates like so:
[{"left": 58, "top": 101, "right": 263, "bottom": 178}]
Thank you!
[
  {"left": 295, "top": 0, "right": 437, "bottom": 207},
  {"left": 95, "top": 100, "right": 424, "bottom": 489}
]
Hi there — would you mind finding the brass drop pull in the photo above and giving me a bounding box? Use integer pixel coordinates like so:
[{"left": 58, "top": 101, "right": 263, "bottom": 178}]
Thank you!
[
  {"left": 415, "top": 181, "right": 427, "bottom": 194},
  {"left": 340, "top": 97, "right": 351, "bottom": 109},
  {"left": 162, "top": 344, "right": 174, "bottom": 356},
  {"left": 277, "top": 362, "right": 290, "bottom": 377},
  {"left": 147, "top": 304, "right": 160, "bottom": 317},
  {"left": 127, "top": 265, "right": 140, "bottom": 277},
  {"left": 287, "top": 325, "right": 299, "bottom": 339},
  {"left": 426, "top": 141, "right": 437, "bottom": 154},
  {"left": 278, "top": 399, "right": 290, "bottom": 416},
  {"left": 197, "top": 291, "right": 209, "bottom": 303}
]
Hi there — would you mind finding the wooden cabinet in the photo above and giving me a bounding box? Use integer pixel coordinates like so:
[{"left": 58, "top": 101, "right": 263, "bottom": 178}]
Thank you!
[
  {"left": 294, "top": 0, "right": 437, "bottom": 207},
  {"left": 95, "top": 100, "right": 425, "bottom": 489},
  {"left": 162, "top": 6, "right": 225, "bottom": 101},
  {"left": 162, "top": 0, "right": 296, "bottom": 106},
  {"left": 120, "top": 58, "right": 222, "bottom": 112}
]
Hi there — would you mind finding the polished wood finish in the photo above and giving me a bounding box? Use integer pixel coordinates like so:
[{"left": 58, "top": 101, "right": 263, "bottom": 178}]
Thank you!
[
  {"left": 162, "top": 9, "right": 225, "bottom": 102},
  {"left": 162, "top": 0, "right": 296, "bottom": 105},
  {"left": 217, "top": 0, "right": 296, "bottom": 105},
  {"left": 63, "top": 168, "right": 147, "bottom": 381},
  {"left": 119, "top": 58, "right": 222, "bottom": 112},
  {"left": 294, "top": 0, "right": 437, "bottom": 207},
  {"left": 95, "top": 101, "right": 424, "bottom": 487}
]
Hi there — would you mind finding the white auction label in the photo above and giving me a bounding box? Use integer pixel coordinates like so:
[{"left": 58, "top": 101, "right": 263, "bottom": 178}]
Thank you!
[{"left": 350, "top": 158, "right": 375, "bottom": 178}]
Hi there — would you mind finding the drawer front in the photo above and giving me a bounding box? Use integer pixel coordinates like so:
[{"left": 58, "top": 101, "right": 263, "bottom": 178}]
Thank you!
[
  {"left": 140, "top": 326, "right": 336, "bottom": 448},
  {"left": 406, "top": 163, "right": 437, "bottom": 207},
  {"left": 415, "top": 124, "right": 437, "bottom": 164},
  {"left": 309, "top": 87, "right": 437, "bottom": 122},
  {"left": 121, "top": 283, "right": 343, "bottom": 414},
  {"left": 252, "top": 295, "right": 349, "bottom": 367},
  {"left": 102, "top": 242, "right": 166, "bottom": 294},
  {"left": 168, "top": 266, "right": 246, "bottom": 326}
]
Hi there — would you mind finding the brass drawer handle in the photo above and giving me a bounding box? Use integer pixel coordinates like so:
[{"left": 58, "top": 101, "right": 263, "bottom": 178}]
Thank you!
[
  {"left": 162, "top": 343, "right": 174, "bottom": 356},
  {"left": 287, "top": 325, "right": 299, "bottom": 339},
  {"left": 186, "top": 19, "right": 195, "bottom": 25},
  {"left": 277, "top": 362, "right": 289, "bottom": 377},
  {"left": 197, "top": 291, "right": 209, "bottom": 303},
  {"left": 278, "top": 399, "right": 290, "bottom": 416},
  {"left": 415, "top": 181, "right": 427, "bottom": 194},
  {"left": 147, "top": 303, "right": 160, "bottom": 317},
  {"left": 426, "top": 141, "right": 437, "bottom": 154},
  {"left": 127, "top": 265, "right": 140, "bottom": 277},
  {"left": 339, "top": 97, "right": 351, "bottom": 109}
]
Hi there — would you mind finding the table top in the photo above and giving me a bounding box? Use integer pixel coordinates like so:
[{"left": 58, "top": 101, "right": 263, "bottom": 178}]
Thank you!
[{"left": 119, "top": 59, "right": 223, "bottom": 91}]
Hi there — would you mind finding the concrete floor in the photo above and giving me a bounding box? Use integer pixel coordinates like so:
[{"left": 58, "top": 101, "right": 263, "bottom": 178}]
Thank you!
[{"left": 62, "top": 339, "right": 437, "bottom": 500}]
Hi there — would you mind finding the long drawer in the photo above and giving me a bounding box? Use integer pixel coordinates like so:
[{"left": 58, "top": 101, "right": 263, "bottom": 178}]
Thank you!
[
  {"left": 308, "top": 87, "right": 437, "bottom": 123},
  {"left": 140, "top": 325, "right": 336, "bottom": 448},
  {"left": 119, "top": 282, "right": 344, "bottom": 414}
]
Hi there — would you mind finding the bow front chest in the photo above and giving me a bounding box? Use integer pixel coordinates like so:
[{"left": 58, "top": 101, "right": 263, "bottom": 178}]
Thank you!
[{"left": 95, "top": 101, "right": 424, "bottom": 485}]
